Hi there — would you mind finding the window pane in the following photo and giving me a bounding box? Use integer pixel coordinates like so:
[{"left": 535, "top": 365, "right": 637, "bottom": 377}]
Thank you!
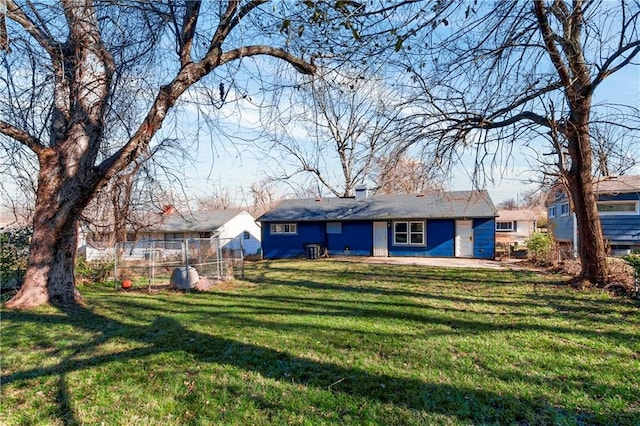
[
  {"left": 410, "top": 233, "right": 423, "bottom": 244},
  {"left": 395, "top": 222, "right": 407, "bottom": 232},
  {"left": 410, "top": 222, "right": 423, "bottom": 232},
  {"left": 290, "top": 224, "right": 297, "bottom": 233},
  {"left": 598, "top": 203, "right": 636, "bottom": 212},
  {"left": 395, "top": 233, "right": 408, "bottom": 244},
  {"left": 327, "top": 222, "right": 342, "bottom": 234}
]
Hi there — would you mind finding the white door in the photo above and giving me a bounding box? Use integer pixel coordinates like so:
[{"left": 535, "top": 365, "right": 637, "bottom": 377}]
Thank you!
[
  {"left": 455, "top": 220, "right": 474, "bottom": 258},
  {"left": 372, "top": 222, "right": 388, "bottom": 257}
]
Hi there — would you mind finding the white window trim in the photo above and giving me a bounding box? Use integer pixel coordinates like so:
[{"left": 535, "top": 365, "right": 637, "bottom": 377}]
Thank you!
[
  {"left": 548, "top": 205, "right": 556, "bottom": 218},
  {"left": 270, "top": 223, "right": 298, "bottom": 235},
  {"left": 597, "top": 201, "right": 640, "bottom": 216},
  {"left": 560, "top": 202, "right": 570, "bottom": 216},
  {"left": 393, "top": 220, "right": 426, "bottom": 246},
  {"left": 495, "top": 221, "right": 514, "bottom": 232}
]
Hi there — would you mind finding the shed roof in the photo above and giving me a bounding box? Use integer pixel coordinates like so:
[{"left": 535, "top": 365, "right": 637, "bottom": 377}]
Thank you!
[
  {"left": 258, "top": 190, "right": 497, "bottom": 222},
  {"left": 147, "top": 209, "right": 247, "bottom": 233},
  {"left": 496, "top": 209, "right": 537, "bottom": 222}
]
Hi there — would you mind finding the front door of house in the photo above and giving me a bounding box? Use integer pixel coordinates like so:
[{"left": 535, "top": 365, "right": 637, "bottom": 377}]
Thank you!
[
  {"left": 372, "top": 222, "right": 388, "bottom": 257},
  {"left": 455, "top": 220, "right": 474, "bottom": 258}
]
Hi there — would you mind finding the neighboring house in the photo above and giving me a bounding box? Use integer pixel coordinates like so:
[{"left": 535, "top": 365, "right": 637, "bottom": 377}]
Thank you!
[
  {"left": 547, "top": 175, "right": 640, "bottom": 256},
  {"left": 495, "top": 209, "right": 539, "bottom": 246},
  {"left": 258, "top": 188, "right": 497, "bottom": 259},
  {"left": 81, "top": 209, "right": 261, "bottom": 260}
]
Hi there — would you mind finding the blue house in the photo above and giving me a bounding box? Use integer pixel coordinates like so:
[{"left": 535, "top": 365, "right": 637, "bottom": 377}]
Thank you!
[
  {"left": 547, "top": 175, "right": 640, "bottom": 256},
  {"left": 258, "top": 189, "right": 497, "bottom": 259}
]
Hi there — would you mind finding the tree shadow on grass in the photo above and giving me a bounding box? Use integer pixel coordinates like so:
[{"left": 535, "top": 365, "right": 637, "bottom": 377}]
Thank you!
[{"left": 1, "top": 304, "right": 630, "bottom": 425}]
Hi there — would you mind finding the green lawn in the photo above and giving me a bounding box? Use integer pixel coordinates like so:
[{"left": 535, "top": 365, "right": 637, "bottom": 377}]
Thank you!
[{"left": 2, "top": 260, "right": 639, "bottom": 425}]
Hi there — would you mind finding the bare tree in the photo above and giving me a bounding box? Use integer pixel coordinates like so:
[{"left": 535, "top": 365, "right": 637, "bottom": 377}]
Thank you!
[
  {"left": 195, "top": 180, "right": 241, "bottom": 211},
  {"left": 2, "top": 0, "right": 383, "bottom": 308},
  {"left": 374, "top": 154, "right": 444, "bottom": 195},
  {"left": 247, "top": 180, "right": 281, "bottom": 218},
  {"left": 591, "top": 123, "right": 640, "bottom": 179},
  {"left": 399, "top": 0, "right": 639, "bottom": 286},
  {"left": 497, "top": 199, "right": 518, "bottom": 211},
  {"left": 81, "top": 140, "right": 186, "bottom": 245},
  {"left": 260, "top": 69, "right": 410, "bottom": 197}
]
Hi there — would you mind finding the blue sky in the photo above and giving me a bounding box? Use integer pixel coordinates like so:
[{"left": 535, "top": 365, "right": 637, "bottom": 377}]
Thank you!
[{"left": 174, "top": 60, "right": 639, "bottom": 207}]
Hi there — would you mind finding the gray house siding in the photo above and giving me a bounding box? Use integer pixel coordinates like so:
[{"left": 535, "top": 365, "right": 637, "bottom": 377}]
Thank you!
[
  {"left": 547, "top": 177, "right": 640, "bottom": 252},
  {"left": 601, "top": 216, "right": 640, "bottom": 245},
  {"left": 549, "top": 210, "right": 574, "bottom": 242}
]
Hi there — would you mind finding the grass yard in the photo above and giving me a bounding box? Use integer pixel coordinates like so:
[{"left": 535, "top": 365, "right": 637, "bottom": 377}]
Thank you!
[{"left": 1, "top": 259, "right": 639, "bottom": 425}]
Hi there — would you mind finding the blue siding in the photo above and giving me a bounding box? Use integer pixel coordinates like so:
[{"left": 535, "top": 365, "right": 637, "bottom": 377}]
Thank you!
[
  {"left": 327, "top": 221, "right": 372, "bottom": 256},
  {"left": 261, "top": 222, "right": 324, "bottom": 259},
  {"left": 549, "top": 208, "right": 574, "bottom": 242},
  {"left": 428, "top": 219, "right": 455, "bottom": 257},
  {"left": 598, "top": 193, "right": 640, "bottom": 247},
  {"left": 262, "top": 218, "right": 496, "bottom": 259},
  {"left": 601, "top": 216, "right": 640, "bottom": 245},
  {"left": 473, "top": 218, "right": 495, "bottom": 259},
  {"left": 598, "top": 193, "right": 639, "bottom": 202},
  {"left": 548, "top": 192, "right": 640, "bottom": 248},
  {"left": 387, "top": 219, "right": 457, "bottom": 257}
]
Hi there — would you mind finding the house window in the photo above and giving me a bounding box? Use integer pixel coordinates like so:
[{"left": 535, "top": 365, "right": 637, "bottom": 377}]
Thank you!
[
  {"left": 199, "top": 232, "right": 212, "bottom": 238},
  {"left": 270, "top": 223, "right": 297, "bottom": 234},
  {"left": 394, "top": 221, "right": 425, "bottom": 245},
  {"left": 597, "top": 201, "right": 639, "bottom": 215},
  {"left": 496, "top": 221, "right": 514, "bottom": 232},
  {"left": 90, "top": 232, "right": 111, "bottom": 243},
  {"left": 164, "top": 232, "right": 184, "bottom": 240},
  {"left": 243, "top": 231, "right": 251, "bottom": 239},
  {"left": 560, "top": 203, "right": 570, "bottom": 216},
  {"left": 548, "top": 205, "right": 556, "bottom": 218},
  {"left": 327, "top": 222, "right": 342, "bottom": 234}
]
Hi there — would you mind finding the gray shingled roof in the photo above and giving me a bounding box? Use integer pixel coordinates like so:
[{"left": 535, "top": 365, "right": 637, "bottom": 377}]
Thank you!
[
  {"left": 258, "top": 191, "right": 497, "bottom": 222},
  {"left": 147, "top": 209, "right": 245, "bottom": 233},
  {"left": 594, "top": 175, "right": 640, "bottom": 194}
]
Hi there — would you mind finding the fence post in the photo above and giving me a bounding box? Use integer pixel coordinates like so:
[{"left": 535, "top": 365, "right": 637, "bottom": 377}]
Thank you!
[{"left": 114, "top": 242, "right": 119, "bottom": 290}]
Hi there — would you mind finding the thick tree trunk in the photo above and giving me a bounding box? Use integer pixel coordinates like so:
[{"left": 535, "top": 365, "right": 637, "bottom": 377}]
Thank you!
[
  {"left": 5, "top": 162, "right": 84, "bottom": 309},
  {"left": 566, "top": 98, "right": 609, "bottom": 285}
]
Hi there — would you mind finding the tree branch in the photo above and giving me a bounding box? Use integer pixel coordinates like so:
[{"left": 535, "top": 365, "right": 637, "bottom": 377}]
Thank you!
[
  {"left": 0, "top": 120, "right": 46, "bottom": 155},
  {"left": 533, "top": 1, "right": 572, "bottom": 88},
  {"left": 591, "top": 41, "right": 640, "bottom": 93},
  {"left": 6, "top": 0, "right": 60, "bottom": 59},
  {"left": 220, "top": 45, "right": 316, "bottom": 74},
  {"left": 179, "top": 1, "right": 201, "bottom": 66}
]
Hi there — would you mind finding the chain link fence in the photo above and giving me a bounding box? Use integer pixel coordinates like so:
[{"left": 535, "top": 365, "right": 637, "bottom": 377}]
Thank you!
[{"left": 114, "top": 237, "right": 244, "bottom": 291}]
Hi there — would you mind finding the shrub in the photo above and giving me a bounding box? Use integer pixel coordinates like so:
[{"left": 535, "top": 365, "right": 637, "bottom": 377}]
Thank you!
[
  {"left": 525, "top": 232, "right": 554, "bottom": 265},
  {"left": 1, "top": 227, "right": 32, "bottom": 301},
  {"left": 622, "top": 252, "right": 640, "bottom": 275},
  {"left": 75, "top": 256, "right": 114, "bottom": 286}
]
